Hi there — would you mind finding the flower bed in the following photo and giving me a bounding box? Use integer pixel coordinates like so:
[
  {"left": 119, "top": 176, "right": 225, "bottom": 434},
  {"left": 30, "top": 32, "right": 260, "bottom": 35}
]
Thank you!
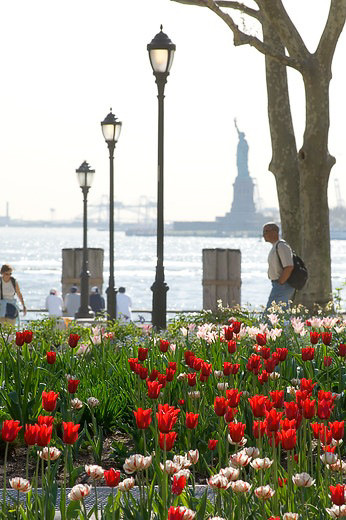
[{"left": 0, "top": 305, "right": 345, "bottom": 519}]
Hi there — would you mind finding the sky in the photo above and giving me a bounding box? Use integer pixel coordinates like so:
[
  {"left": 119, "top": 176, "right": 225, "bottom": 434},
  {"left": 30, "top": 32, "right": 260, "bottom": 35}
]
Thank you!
[{"left": 0, "top": 0, "right": 345, "bottom": 224}]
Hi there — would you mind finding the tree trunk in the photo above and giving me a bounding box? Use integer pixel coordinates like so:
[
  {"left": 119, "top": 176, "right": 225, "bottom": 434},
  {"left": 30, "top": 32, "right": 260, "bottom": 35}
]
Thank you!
[
  {"left": 263, "top": 22, "right": 301, "bottom": 253},
  {"left": 298, "top": 62, "right": 334, "bottom": 308}
]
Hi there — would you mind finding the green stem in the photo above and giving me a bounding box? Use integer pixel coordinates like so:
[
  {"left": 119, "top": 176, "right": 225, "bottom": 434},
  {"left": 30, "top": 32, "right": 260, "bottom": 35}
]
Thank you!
[{"left": 2, "top": 442, "right": 9, "bottom": 515}]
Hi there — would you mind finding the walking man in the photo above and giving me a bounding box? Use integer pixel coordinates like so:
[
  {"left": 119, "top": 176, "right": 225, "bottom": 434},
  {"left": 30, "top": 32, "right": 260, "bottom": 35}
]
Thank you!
[{"left": 263, "top": 222, "right": 295, "bottom": 309}]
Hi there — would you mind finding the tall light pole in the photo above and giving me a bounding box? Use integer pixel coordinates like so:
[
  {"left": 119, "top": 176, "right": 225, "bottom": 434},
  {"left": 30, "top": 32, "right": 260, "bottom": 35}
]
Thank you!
[
  {"left": 147, "top": 26, "right": 176, "bottom": 330},
  {"left": 101, "top": 109, "right": 122, "bottom": 320},
  {"left": 75, "top": 161, "right": 95, "bottom": 319}
]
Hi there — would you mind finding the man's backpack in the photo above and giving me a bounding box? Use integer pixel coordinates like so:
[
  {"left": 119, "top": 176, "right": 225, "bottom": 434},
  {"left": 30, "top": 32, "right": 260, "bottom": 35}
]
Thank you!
[{"left": 276, "top": 242, "right": 308, "bottom": 291}]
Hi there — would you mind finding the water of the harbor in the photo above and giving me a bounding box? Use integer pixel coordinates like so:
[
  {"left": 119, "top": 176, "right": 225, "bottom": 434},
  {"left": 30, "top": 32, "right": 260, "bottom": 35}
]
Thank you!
[{"left": 1, "top": 226, "right": 345, "bottom": 317}]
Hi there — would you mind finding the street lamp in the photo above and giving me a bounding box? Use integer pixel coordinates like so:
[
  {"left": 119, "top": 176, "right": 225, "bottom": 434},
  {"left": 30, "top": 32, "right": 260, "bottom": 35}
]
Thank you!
[
  {"left": 147, "top": 25, "right": 176, "bottom": 329},
  {"left": 101, "top": 109, "right": 122, "bottom": 320},
  {"left": 75, "top": 160, "right": 95, "bottom": 319}
]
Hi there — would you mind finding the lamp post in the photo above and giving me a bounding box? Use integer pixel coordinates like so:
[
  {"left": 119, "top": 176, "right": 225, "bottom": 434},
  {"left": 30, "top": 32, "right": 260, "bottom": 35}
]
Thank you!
[
  {"left": 147, "top": 26, "right": 176, "bottom": 330},
  {"left": 101, "top": 109, "right": 122, "bottom": 320},
  {"left": 75, "top": 161, "right": 95, "bottom": 319}
]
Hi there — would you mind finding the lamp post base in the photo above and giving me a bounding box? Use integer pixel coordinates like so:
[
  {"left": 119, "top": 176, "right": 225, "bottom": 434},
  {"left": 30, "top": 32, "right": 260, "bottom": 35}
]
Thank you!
[
  {"left": 151, "top": 280, "right": 169, "bottom": 330},
  {"left": 75, "top": 307, "right": 95, "bottom": 319}
]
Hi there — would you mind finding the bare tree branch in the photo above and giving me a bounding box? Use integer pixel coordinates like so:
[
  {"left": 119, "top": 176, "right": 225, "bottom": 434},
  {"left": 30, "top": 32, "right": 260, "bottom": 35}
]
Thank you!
[
  {"left": 215, "top": 1, "right": 261, "bottom": 21},
  {"left": 316, "top": 0, "right": 346, "bottom": 65},
  {"left": 171, "top": 0, "right": 300, "bottom": 68},
  {"left": 257, "top": 0, "right": 310, "bottom": 62}
]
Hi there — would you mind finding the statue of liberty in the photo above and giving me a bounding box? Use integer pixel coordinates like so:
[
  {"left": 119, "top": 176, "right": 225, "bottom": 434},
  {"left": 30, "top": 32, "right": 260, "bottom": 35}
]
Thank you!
[{"left": 234, "top": 119, "right": 249, "bottom": 177}]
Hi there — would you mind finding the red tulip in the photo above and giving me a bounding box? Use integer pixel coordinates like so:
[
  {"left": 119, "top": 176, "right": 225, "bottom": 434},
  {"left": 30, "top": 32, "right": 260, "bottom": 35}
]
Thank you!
[
  {"left": 38, "top": 415, "right": 54, "bottom": 426},
  {"left": 265, "top": 409, "right": 284, "bottom": 432},
  {"left": 159, "top": 431, "right": 177, "bottom": 451},
  {"left": 310, "top": 422, "right": 324, "bottom": 439},
  {"left": 208, "top": 439, "right": 218, "bottom": 450},
  {"left": 270, "top": 391, "right": 284, "bottom": 409},
  {"left": 186, "top": 412, "right": 199, "bottom": 430},
  {"left": 46, "top": 351, "right": 56, "bottom": 364},
  {"left": 137, "top": 347, "right": 148, "bottom": 361},
  {"left": 192, "top": 357, "right": 203, "bottom": 371},
  {"left": 224, "top": 406, "right": 238, "bottom": 423},
  {"left": 329, "top": 421, "right": 344, "bottom": 441},
  {"left": 133, "top": 408, "right": 152, "bottom": 429},
  {"left": 264, "top": 357, "right": 277, "bottom": 373},
  {"left": 68, "top": 333, "right": 80, "bottom": 348},
  {"left": 62, "top": 422, "right": 80, "bottom": 444},
  {"left": 321, "top": 332, "right": 332, "bottom": 346},
  {"left": 301, "top": 399, "right": 316, "bottom": 419},
  {"left": 148, "top": 368, "right": 159, "bottom": 381},
  {"left": 258, "top": 371, "right": 269, "bottom": 384},
  {"left": 329, "top": 484, "right": 345, "bottom": 506},
  {"left": 42, "top": 391, "right": 59, "bottom": 412},
  {"left": 15, "top": 332, "right": 25, "bottom": 346},
  {"left": 232, "top": 321, "right": 241, "bottom": 334},
  {"left": 317, "top": 399, "right": 333, "bottom": 420},
  {"left": 228, "top": 422, "right": 246, "bottom": 443},
  {"left": 157, "top": 374, "right": 167, "bottom": 388},
  {"left": 323, "top": 356, "right": 333, "bottom": 367},
  {"left": 168, "top": 507, "right": 187, "bottom": 520},
  {"left": 36, "top": 424, "right": 53, "bottom": 447},
  {"left": 184, "top": 350, "right": 195, "bottom": 365},
  {"left": 24, "top": 424, "right": 40, "bottom": 445},
  {"left": 168, "top": 361, "right": 176, "bottom": 370},
  {"left": 275, "top": 347, "right": 288, "bottom": 362},
  {"left": 68, "top": 379, "right": 80, "bottom": 394},
  {"left": 253, "top": 420, "right": 266, "bottom": 439},
  {"left": 187, "top": 373, "right": 196, "bottom": 387},
  {"left": 226, "top": 388, "right": 242, "bottom": 408},
  {"left": 318, "top": 426, "right": 333, "bottom": 445},
  {"left": 165, "top": 369, "right": 175, "bottom": 382},
  {"left": 172, "top": 475, "right": 186, "bottom": 495},
  {"left": 1, "top": 420, "right": 22, "bottom": 443},
  {"left": 300, "top": 379, "right": 317, "bottom": 395},
  {"left": 256, "top": 333, "right": 266, "bottom": 346},
  {"left": 284, "top": 401, "right": 299, "bottom": 420},
  {"left": 159, "top": 339, "right": 170, "bottom": 353},
  {"left": 147, "top": 380, "right": 162, "bottom": 399},
  {"left": 128, "top": 358, "right": 138, "bottom": 371},
  {"left": 301, "top": 347, "right": 315, "bottom": 361},
  {"left": 280, "top": 418, "right": 297, "bottom": 431},
  {"left": 248, "top": 395, "right": 268, "bottom": 418},
  {"left": 280, "top": 428, "right": 297, "bottom": 450},
  {"left": 227, "top": 340, "right": 237, "bottom": 354},
  {"left": 157, "top": 409, "right": 178, "bottom": 433},
  {"left": 310, "top": 331, "right": 320, "bottom": 344},
  {"left": 223, "top": 326, "right": 233, "bottom": 341},
  {"left": 23, "top": 330, "right": 33, "bottom": 344},
  {"left": 201, "top": 362, "right": 212, "bottom": 376},
  {"left": 338, "top": 343, "right": 346, "bottom": 357},
  {"left": 246, "top": 354, "right": 262, "bottom": 375},
  {"left": 295, "top": 390, "right": 310, "bottom": 408},
  {"left": 136, "top": 365, "right": 148, "bottom": 380},
  {"left": 214, "top": 396, "right": 229, "bottom": 416},
  {"left": 104, "top": 468, "right": 121, "bottom": 487}
]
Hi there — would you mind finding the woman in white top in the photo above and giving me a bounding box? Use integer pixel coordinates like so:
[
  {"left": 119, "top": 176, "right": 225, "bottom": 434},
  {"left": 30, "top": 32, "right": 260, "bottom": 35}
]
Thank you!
[{"left": 0, "top": 264, "right": 26, "bottom": 325}]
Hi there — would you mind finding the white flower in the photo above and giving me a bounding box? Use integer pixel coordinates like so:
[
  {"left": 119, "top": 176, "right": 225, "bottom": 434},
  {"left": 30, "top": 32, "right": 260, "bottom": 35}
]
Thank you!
[
  {"left": 71, "top": 398, "right": 83, "bottom": 410},
  {"left": 118, "top": 477, "right": 135, "bottom": 492},
  {"left": 230, "top": 480, "right": 252, "bottom": 493},
  {"left": 37, "top": 447, "right": 61, "bottom": 461},
  {"left": 208, "top": 517, "right": 226, "bottom": 520},
  {"left": 188, "top": 391, "right": 200, "bottom": 399},
  {"left": 250, "top": 458, "right": 273, "bottom": 470},
  {"left": 229, "top": 450, "right": 252, "bottom": 467},
  {"left": 329, "top": 460, "right": 346, "bottom": 473},
  {"left": 173, "top": 455, "right": 191, "bottom": 468},
  {"left": 178, "top": 507, "right": 196, "bottom": 520},
  {"left": 160, "top": 460, "right": 181, "bottom": 474},
  {"left": 268, "top": 313, "right": 279, "bottom": 326},
  {"left": 175, "top": 468, "right": 191, "bottom": 480},
  {"left": 68, "top": 484, "right": 91, "bottom": 501},
  {"left": 180, "top": 327, "right": 188, "bottom": 336},
  {"left": 9, "top": 477, "right": 31, "bottom": 493},
  {"left": 283, "top": 514, "right": 300, "bottom": 520},
  {"left": 177, "top": 372, "right": 188, "bottom": 381},
  {"left": 187, "top": 449, "right": 199, "bottom": 465},
  {"left": 85, "top": 464, "right": 104, "bottom": 479},
  {"left": 321, "top": 453, "right": 338, "bottom": 465},
  {"left": 270, "top": 372, "right": 281, "bottom": 380},
  {"left": 325, "top": 505, "right": 346, "bottom": 518},
  {"left": 208, "top": 474, "right": 229, "bottom": 489},
  {"left": 219, "top": 466, "right": 239, "bottom": 481},
  {"left": 214, "top": 370, "right": 223, "bottom": 379},
  {"left": 244, "top": 447, "right": 260, "bottom": 458},
  {"left": 254, "top": 485, "right": 275, "bottom": 499},
  {"left": 123, "top": 454, "right": 152, "bottom": 473},
  {"left": 292, "top": 472, "right": 315, "bottom": 487},
  {"left": 87, "top": 397, "right": 100, "bottom": 408},
  {"left": 217, "top": 382, "right": 229, "bottom": 391}
]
